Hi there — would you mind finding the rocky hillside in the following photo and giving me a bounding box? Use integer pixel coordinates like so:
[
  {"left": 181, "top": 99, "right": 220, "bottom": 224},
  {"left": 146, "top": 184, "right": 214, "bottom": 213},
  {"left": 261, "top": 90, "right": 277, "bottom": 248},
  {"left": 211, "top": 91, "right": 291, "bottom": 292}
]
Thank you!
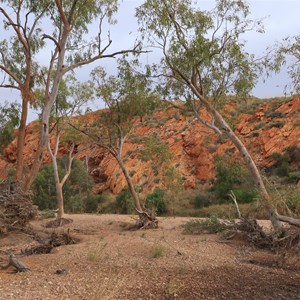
[{"left": 1, "top": 95, "right": 300, "bottom": 194}]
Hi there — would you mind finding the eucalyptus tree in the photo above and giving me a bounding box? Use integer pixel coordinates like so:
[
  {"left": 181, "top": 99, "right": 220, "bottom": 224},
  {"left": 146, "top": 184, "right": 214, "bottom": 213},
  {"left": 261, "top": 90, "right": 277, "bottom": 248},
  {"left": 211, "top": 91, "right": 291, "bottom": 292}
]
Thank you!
[
  {"left": 269, "top": 35, "right": 300, "bottom": 94},
  {"left": 0, "top": 0, "right": 143, "bottom": 192},
  {"left": 46, "top": 76, "right": 93, "bottom": 221},
  {"left": 80, "top": 59, "right": 160, "bottom": 227},
  {"left": 136, "top": 0, "right": 291, "bottom": 231},
  {"left": 0, "top": 0, "right": 48, "bottom": 181}
]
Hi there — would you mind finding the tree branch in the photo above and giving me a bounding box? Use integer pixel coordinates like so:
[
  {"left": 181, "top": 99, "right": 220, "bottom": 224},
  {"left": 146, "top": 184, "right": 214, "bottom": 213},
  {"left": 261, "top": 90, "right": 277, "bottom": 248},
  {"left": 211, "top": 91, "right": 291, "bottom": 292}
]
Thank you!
[
  {"left": 61, "top": 142, "right": 75, "bottom": 186},
  {"left": 62, "top": 46, "right": 146, "bottom": 75},
  {"left": 54, "top": 0, "right": 71, "bottom": 29},
  {"left": 0, "top": 65, "right": 22, "bottom": 86}
]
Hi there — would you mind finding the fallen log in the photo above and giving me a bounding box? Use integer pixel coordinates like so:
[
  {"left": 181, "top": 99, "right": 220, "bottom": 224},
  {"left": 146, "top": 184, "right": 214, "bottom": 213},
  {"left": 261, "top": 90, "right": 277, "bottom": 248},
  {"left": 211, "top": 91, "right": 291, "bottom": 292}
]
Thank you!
[
  {"left": 1, "top": 254, "right": 30, "bottom": 272},
  {"left": 278, "top": 214, "right": 300, "bottom": 227}
]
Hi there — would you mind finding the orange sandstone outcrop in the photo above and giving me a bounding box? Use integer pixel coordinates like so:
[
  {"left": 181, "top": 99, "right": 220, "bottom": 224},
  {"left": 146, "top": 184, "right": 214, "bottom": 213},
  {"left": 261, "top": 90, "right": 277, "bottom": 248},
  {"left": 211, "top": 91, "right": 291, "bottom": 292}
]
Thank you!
[{"left": 1, "top": 96, "right": 300, "bottom": 193}]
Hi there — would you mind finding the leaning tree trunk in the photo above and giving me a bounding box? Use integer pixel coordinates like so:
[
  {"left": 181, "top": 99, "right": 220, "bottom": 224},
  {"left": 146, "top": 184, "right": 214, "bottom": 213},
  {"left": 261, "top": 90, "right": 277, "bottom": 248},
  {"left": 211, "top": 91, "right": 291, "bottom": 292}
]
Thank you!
[
  {"left": 116, "top": 156, "right": 143, "bottom": 211},
  {"left": 190, "top": 85, "right": 284, "bottom": 232},
  {"left": 116, "top": 156, "right": 158, "bottom": 229}
]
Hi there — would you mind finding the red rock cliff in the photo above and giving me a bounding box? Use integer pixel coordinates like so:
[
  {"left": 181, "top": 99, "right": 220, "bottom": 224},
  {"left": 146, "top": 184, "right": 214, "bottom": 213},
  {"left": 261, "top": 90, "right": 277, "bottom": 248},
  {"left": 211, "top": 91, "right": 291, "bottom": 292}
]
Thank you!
[{"left": 1, "top": 96, "right": 300, "bottom": 193}]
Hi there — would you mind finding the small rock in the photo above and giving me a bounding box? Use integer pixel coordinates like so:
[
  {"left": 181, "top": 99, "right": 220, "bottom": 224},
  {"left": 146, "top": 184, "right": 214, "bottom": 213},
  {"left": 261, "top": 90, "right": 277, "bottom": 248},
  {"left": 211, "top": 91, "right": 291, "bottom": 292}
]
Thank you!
[{"left": 55, "top": 269, "right": 68, "bottom": 275}]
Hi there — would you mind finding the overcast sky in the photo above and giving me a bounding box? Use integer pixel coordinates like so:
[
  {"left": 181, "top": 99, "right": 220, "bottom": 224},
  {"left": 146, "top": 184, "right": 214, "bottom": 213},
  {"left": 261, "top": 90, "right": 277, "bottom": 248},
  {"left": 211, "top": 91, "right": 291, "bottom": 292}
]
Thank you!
[{"left": 0, "top": 0, "right": 299, "bottom": 122}]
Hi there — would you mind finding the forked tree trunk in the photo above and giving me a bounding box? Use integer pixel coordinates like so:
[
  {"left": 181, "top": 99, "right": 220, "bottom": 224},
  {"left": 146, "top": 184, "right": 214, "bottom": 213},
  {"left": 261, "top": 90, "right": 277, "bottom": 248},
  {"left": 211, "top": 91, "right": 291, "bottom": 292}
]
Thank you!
[
  {"left": 21, "top": 26, "right": 70, "bottom": 192},
  {"left": 47, "top": 135, "right": 74, "bottom": 221}
]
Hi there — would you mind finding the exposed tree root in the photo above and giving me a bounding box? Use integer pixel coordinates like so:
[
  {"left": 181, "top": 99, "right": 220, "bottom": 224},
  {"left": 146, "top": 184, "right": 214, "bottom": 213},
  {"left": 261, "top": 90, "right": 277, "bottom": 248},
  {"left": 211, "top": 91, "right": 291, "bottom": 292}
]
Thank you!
[
  {"left": 236, "top": 218, "right": 274, "bottom": 249},
  {"left": 136, "top": 208, "right": 158, "bottom": 229}
]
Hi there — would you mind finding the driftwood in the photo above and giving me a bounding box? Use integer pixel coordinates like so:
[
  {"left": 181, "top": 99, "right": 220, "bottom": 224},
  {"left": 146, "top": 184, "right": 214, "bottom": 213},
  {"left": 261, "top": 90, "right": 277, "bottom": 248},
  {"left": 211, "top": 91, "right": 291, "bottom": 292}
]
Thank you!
[
  {"left": 0, "top": 254, "right": 30, "bottom": 272},
  {"left": 0, "top": 183, "right": 37, "bottom": 233}
]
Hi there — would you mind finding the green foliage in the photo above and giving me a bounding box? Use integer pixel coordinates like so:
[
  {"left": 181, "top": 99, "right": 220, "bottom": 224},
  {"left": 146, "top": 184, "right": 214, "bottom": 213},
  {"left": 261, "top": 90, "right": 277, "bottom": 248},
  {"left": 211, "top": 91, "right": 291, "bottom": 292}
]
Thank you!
[
  {"left": 85, "top": 195, "right": 104, "bottom": 213},
  {"left": 137, "top": 0, "right": 261, "bottom": 102},
  {"left": 286, "top": 189, "right": 300, "bottom": 215},
  {"left": 114, "top": 187, "right": 135, "bottom": 214},
  {"left": 182, "top": 215, "right": 229, "bottom": 235},
  {"left": 213, "top": 156, "right": 244, "bottom": 200},
  {"left": 151, "top": 244, "right": 165, "bottom": 258},
  {"left": 146, "top": 188, "right": 168, "bottom": 215},
  {"left": 91, "top": 59, "right": 160, "bottom": 139},
  {"left": 194, "top": 193, "right": 212, "bottom": 209},
  {"left": 268, "top": 146, "right": 300, "bottom": 179},
  {"left": 288, "top": 171, "right": 300, "bottom": 184},
  {"left": 285, "top": 145, "right": 300, "bottom": 163},
  {"left": 266, "top": 120, "right": 285, "bottom": 129},
  {"left": 33, "top": 158, "right": 93, "bottom": 212},
  {"left": 233, "top": 188, "right": 257, "bottom": 204},
  {"left": 138, "top": 133, "right": 172, "bottom": 167},
  {"left": 253, "top": 121, "right": 266, "bottom": 130},
  {"left": 32, "top": 164, "right": 57, "bottom": 210},
  {"left": 212, "top": 155, "right": 257, "bottom": 203},
  {"left": 269, "top": 35, "right": 300, "bottom": 94},
  {"left": 0, "top": 101, "right": 20, "bottom": 153}
]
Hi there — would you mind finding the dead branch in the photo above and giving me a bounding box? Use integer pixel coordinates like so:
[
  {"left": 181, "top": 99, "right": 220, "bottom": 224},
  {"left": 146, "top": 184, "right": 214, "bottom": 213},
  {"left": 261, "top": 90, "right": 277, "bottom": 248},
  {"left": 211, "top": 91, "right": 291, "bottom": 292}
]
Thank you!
[
  {"left": 228, "top": 190, "right": 241, "bottom": 219},
  {"left": 0, "top": 254, "right": 30, "bottom": 272},
  {"left": 277, "top": 214, "right": 300, "bottom": 227}
]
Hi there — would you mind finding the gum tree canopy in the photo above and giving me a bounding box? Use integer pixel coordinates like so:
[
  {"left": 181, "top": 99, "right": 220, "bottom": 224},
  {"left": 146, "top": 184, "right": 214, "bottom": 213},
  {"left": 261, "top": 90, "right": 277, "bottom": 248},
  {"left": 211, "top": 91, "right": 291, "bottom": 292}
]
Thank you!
[
  {"left": 136, "top": 0, "right": 300, "bottom": 231},
  {"left": 0, "top": 0, "right": 142, "bottom": 191}
]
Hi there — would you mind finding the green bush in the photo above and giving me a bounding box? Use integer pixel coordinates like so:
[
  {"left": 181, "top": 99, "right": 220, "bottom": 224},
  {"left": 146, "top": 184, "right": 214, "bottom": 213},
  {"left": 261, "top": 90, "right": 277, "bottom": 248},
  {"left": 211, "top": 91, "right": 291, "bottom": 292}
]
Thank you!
[
  {"left": 182, "top": 215, "right": 230, "bottom": 234},
  {"left": 286, "top": 190, "right": 300, "bottom": 215},
  {"left": 146, "top": 188, "right": 168, "bottom": 215},
  {"left": 115, "top": 187, "right": 135, "bottom": 214},
  {"left": 65, "top": 194, "right": 85, "bottom": 213},
  {"left": 212, "top": 156, "right": 255, "bottom": 204},
  {"left": 194, "top": 193, "right": 211, "bottom": 208},
  {"left": 85, "top": 195, "right": 104, "bottom": 213},
  {"left": 32, "top": 157, "right": 94, "bottom": 212},
  {"left": 285, "top": 145, "right": 300, "bottom": 163},
  {"left": 269, "top": 152, "right": 291, "bottom": 177},
  {"left": 233, "top": 188, "right": 257, "bottom": 204},
  {"left": 288, "top": 171, "right": 300, "bottom": 184}
]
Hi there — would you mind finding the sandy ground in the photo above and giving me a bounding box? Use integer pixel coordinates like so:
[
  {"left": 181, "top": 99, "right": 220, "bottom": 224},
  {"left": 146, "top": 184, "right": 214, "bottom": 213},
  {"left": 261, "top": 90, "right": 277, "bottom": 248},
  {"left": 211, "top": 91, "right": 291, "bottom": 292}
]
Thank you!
[{"left": 0, "top": 214, "right": 299, "bottom": 300}]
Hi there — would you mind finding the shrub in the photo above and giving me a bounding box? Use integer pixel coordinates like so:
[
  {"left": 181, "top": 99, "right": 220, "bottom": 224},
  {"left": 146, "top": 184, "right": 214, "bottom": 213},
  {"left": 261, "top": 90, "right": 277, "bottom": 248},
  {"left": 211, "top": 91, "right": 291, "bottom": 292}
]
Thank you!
[
  {"left": 146, "top": 188, "right": 168, "bottom": 215},
  {"left": 285, "top": 145, "right": 300, "bottom": 163},
  {"left": 288, "top": 171, "right": 300, "bottom": 184},
  {"left": 115, "top": 187, "right": 135, "bottom": 214},
  {"left": 65, "top": 194, "right": 85, "bottom": 213},
  {"left": 233, "top": 188, "right": 257, "bottom": 204},
  {"left": 286, "top": 190, "right": 300, "bottom": 215},
  {"left": 85, "top": 195, "right": 104, "bottom": 213},
  {"left": 182, "top": 215, "right": 230, "bottom": 234},
  {"left": 269, "top": 152, "right": 291, "bottom": 177},
  {"left": 194, "top": 193, "right": 211, "bottom": 208},
  {"left": 33, "top": 157, "right": 94, "bottom": 212},
  {"left": 253, "top": 121, "right": 266, "bottom": 130},
  {"left": 151, "top": 244, "right": 165, "bottom": 258},
  {"left": 266, "top": 121, "right": 285, "bottom": 129},
  {"left": 265, "top": 111, "right": 284, "bottom": 118}
]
